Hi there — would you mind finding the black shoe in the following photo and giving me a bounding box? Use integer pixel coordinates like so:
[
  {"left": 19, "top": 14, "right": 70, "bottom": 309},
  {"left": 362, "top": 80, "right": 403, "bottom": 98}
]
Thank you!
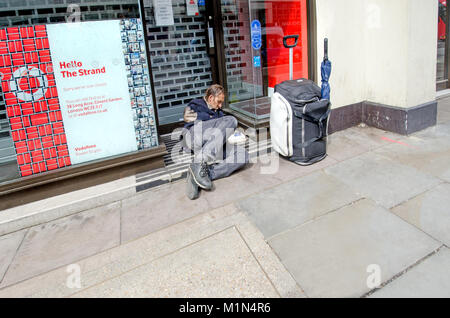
[
  {"left": 189, "top": 162, "right": 212, "bottom": 190},
  {"left": 186, "top": 170, "right": 200, "bottom": 200}
]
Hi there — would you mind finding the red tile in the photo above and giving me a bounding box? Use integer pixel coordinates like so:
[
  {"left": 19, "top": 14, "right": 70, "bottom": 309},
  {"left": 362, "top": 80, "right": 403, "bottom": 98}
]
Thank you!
[
  {"left": 30, "top": 113, "right": 48, "bottom": 126},
  {"left": 1, "top": 81, "right": 10, "bottom": 92},
  {"left": 0, "top": 42, "right": 8, "bottom": 54},
  {"left": 39, "top": 162, "right": 46, "bottom": 172},
  {"left": 6, "top": 106, "right": 14, "bottom": 118},
  {"left": 18, "top": 130, "right": 26, "bottom": 140},
  {"left": 16, "top": 141, "right": 26, "bottom": 148},
  {"left": 27, "top": 140, "right": 35, "bottom": 151},
  {"left": 8, "top": 41, "right": 16, "bottom": 53},
  {"left": 21, "top": 102, "right": 32, "bottom": 110},
  {"left": 38, "top": 50, "right": 50, "bottom": 57},
  {"left": 32, "top": 154, "right": 43, "bottom": 163},
  {"left": 39, "top": 55, "right": 51, "bottom": 63},
  {"left": 42, "top": 136, "right": 53, "bottom": 143},
  {"left": 16, "top": 146, "right": 27, "bottom": 154},
  {"left": 32, "top": 163, "right": 39, "bottom": 174},
  {"left": 7, "top": 33, "right": 20, "bottom": 41},
  {"left": 11, "top": 131, "right": 19, "bottom": 141},
  {"left": 10, "top": 122, "right": 22, "bottom": 130},
  {"left": 0, "top": 67, "right": 11, "bottom": 76},
  {"left": 27, "top": 132, "right": 38, "bottom": 139},
  {"left": 22, "top": 116, "right": 30, "bottom": 127},
  {"left": 0, "top": 29, "right": 7, "bottom": 40},
  {"left": 35, "top": 39, "right": 43, "bottom": 50},
  {"left": 53, "top": 135, "right": 61, "bottom": 145},
  {"left": 24, "top": 153, "right": 31, "bottom": 164},
  {"left": 26, "top": 27, "right": 34, "bottom": 38},
  {"left": 40, "top": 101, "right": 48, "bottom": 112},
  {"left": 20, "top": 27, "right": 28, "bottom": 39},
  {"left": 6, "top": 97, "right": 18, "bottom": 107},
  {"left": 26, "top": 127, "right": 37, "bottom": 134},
  {"left": 48, "top": 98, "right": 59, "bottom": 105},
  {"left": 14, "top": 41, "right": 23, "bottom": 52},
  {"left": 46, "top": 159, "right": 57, "bottom": 166},
  {"left": 12, "top": 57, "right": 24, "bottom": 66},
  {"left": 20, "top": 164, "right": 32, "bottom": 173},
  {"left": 38, "top": 126, "right": 46, "bottom": 136},
  {"left": 43, "top": 38, "right": 49, "bottom": 49},
  {"left": 21, "top": 170, "right": 33, "bottom": 177},
  {"left": 22, "top": 108, "right": 34, "bottom": 116},
  {"left": 43, "top": 141, "right": 54, "bottom": 148},
  {"left": 13, "top": 106, "right": 21, "bottom": 116},
  {"left": 43, "top": 149, "right": 51, "bottom": 159}
]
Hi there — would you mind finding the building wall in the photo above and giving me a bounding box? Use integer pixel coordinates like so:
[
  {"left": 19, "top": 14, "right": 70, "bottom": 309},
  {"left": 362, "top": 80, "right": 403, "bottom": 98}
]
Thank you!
[
  {"left": 315, "top": 0, "right": 367, "bottom": 108},
  {"left": 316, "top": 0, "right": 438, "bottom": 109}
]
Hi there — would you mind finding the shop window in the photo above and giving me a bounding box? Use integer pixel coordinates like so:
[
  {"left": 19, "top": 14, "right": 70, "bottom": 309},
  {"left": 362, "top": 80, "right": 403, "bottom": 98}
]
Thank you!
[{"left": 0, "top": 1, "right": 159, "bottom": 184}]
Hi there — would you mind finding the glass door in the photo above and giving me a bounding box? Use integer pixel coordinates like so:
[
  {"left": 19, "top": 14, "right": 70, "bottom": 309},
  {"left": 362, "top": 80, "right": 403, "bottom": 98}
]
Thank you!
[{"left": 217, "top": 0, "right": 309, "bottom": 127}]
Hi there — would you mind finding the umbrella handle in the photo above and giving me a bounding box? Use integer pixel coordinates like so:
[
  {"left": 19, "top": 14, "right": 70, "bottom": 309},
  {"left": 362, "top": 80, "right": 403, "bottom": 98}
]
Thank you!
[{"left": 324, "top": 38, "right": 328, "bottom": 61}]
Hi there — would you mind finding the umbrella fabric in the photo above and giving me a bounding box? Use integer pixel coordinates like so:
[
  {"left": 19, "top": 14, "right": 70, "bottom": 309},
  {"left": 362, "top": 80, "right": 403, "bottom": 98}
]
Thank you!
[{"left": 321, "top": 59, "right": 332, "bottom": 101}]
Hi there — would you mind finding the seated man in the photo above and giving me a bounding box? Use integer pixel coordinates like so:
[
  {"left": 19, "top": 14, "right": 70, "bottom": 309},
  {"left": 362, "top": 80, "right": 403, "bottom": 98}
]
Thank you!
[{"left": 182, "top": 84, "right": 249, "bottom": 200}]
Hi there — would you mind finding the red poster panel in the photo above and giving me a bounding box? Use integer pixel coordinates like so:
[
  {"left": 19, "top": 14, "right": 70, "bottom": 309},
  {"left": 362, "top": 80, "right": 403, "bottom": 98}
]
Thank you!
[
  {"left": 0, "top": 26, "right": 71, "bottom": 177},
  {"left": 264, "top": 0, "right": 309, "bottom": 88}
]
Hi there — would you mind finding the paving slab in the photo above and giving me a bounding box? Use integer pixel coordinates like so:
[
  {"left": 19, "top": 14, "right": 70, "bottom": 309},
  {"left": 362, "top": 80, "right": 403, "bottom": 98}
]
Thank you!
[
  {"left": 324, "top": 152, "right": 441, "bottom": 209},
  {"left": 120, "top": 181, "right": 211, "bottom": 243},
  {"left": 238, "top": 170, "right": 362, "bottom": 239},
  {"left": 0, "top": 176, "right": 135, "bottom": 237},
  {"left": 374, "top": 134, "right": 450, "bottom": 183},
  {"left": 270, "top": 155, "right": 338, "bottom": 183},
  {"left": 0, "top": 206, "right": 303, "bottom": 298},
  {"left": 0, "top": 230, "right": 26, "bottom": 283},
  {"left": 0, "top": 202, "right": 121, "bottom": 289},
  {"left": 203, "top": 160, "right": 283, "bottom": 210},
  {"left": 369, "top": 248, "right": 450, "bottom": 298},
  {"left": 391, "top": 183, "right": 450, "bottom": 246},
  {"left": 412, "top": 121, "right": 450, "bottom": 141},
  {"left": 327, "top": 126, "right": 405, "bottom": 162},
  {"left": 71, "top": 227, "right": 280, "bottom": 298},
  {"left": 268, "top": 199, "right": 441, "bottom": 298}
]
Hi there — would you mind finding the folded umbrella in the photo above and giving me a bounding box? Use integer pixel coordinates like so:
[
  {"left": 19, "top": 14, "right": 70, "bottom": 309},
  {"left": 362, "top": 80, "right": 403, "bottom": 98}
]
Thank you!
[{"left": 321, "top": 38, "right": 332, "bottom": 101}]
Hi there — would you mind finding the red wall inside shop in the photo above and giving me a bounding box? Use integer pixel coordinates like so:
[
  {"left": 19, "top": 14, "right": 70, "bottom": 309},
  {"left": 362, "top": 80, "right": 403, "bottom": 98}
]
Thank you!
[{"left": 264, "top": 0, "right": 308, "bottom": 88}]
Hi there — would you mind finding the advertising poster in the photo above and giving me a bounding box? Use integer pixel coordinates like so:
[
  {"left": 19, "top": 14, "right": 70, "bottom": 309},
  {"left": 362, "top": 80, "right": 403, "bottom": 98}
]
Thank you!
[
  {"left": 153, "top": 0, "right": 175, "bottom": 26},
  {"left": 0, "top": 19, "right": 158, "bottom": 177}
]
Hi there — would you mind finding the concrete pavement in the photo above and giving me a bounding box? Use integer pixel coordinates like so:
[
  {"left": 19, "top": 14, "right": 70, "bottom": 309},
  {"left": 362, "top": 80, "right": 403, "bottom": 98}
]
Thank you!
[{"left": 1, "top": 97, "right": 450, "bottom": 298}]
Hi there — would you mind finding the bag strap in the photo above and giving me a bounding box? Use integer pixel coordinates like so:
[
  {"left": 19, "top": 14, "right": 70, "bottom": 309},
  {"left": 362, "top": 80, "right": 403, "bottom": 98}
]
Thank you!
[{"left": 293, "top": 108, "right": 331, "bottom": 147}]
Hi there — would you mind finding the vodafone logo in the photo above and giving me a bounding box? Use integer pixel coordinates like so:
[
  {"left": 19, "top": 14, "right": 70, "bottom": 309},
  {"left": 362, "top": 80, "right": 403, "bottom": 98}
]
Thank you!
[{"left": 9, "top": 66, "right": 48, "bottom": 102}]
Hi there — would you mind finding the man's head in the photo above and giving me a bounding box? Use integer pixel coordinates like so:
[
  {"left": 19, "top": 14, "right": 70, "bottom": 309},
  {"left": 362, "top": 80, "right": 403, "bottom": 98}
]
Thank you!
[{"left": 205, "top": 84, "right": 225, "bottom": 110}]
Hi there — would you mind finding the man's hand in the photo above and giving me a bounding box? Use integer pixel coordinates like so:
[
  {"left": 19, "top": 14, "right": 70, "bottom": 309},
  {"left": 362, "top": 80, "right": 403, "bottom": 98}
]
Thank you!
[{"left": 184, "top": 106, "right": 198, "bottom": 123}]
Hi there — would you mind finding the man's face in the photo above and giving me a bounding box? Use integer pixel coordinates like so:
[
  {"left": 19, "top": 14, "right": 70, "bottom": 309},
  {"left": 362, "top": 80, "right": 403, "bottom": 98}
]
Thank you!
[{"left": 207, "top": 93, "right": 225, "bottom": 110}]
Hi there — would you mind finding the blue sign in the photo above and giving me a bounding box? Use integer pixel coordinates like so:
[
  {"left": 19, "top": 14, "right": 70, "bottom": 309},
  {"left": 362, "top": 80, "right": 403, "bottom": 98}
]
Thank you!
[
  {"left": 198, "top": 0, "right": 205, "bottom": 5},
  {"left": 251, "top": 20, "right": 262, "bottom": 50},
  {"left": 253, "top": 56, "right": 261, "bottom": 68}
]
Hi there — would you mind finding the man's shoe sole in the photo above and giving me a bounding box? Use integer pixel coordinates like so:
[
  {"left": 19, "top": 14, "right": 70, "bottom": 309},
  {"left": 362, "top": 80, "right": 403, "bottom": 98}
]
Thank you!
[{"left": 189, "top": 166, "right": 212, "bottom": 190}]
